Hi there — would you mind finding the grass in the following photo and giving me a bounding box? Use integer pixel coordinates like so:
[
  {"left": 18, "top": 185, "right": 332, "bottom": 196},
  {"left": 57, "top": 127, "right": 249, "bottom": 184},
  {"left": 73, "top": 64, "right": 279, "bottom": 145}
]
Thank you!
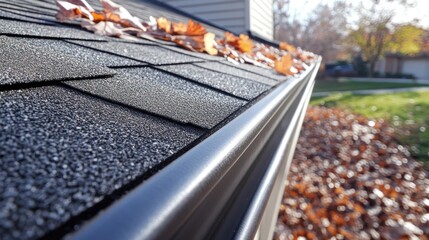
[
  {"left": 310, "top": 91, "right": 429, "bottom": 167},
  {"left": 313, "top": 79, "right": 428, "bottom": 93}
]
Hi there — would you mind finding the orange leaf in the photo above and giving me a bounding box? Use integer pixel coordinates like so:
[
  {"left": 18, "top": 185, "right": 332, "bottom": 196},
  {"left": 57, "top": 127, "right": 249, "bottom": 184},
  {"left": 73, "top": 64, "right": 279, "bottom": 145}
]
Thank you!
[
  {"left": 172, "top": 22, "right": 187, "bottom": 35},
  {"left": 55, "top": 0, "right": 94, "bottom": 21},
  {"left": 186, "top": 19, "right": 206, "bottom": 36},
  {"left": 225, "top": 32, "right": 239, "bottom": 43},
  {"left": 100, "top": 0, "right": 146, "bottom": 31},
  {"left": 274, "top": 55, "right": 294, "bottom": 75},
  {"left": 173, "top": 35, "right": 204, "bottom": 52},
  {"left": 237, "top": 34, "right": 253, "bottom": 53},
  {"left": 157, "top": 17, "right": 171, "bottom": 34},
  {"left": 91, "top": 12, "right": 106, "bottom": 22},
  {"left": 204, "top": 32, "right": 218, "bottom": 55},
  {"left": 279, "top": 41, "right": 296, "bottom": 53}
]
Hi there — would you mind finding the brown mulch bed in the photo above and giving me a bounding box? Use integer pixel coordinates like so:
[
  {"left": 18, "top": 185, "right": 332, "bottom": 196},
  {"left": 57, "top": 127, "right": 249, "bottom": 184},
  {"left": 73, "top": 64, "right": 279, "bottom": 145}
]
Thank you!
[{"left": 275, "top": 106, "right": 429, "bottom": 240}]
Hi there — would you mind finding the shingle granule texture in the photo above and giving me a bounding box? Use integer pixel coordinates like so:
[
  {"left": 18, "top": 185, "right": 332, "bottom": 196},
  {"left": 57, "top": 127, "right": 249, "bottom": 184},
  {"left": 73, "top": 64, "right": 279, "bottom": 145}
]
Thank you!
[
  {"left": 0, "top": 86, "right": 203, "bottom": 240},
  {"left": 0, "top": 9, "right": 56, "bottom": 25},
  {"left": 28, "top": 39, "right": 144, "bottom": 67},
  {"left": 223, "top": 61, "right": 290, "bottom": 82},
  {"left": 65, "top": 40, "right": 202, "bottom": 65},
  {"left": 158, "top": 64, "right": 270, "bottom": 100},
  {"left": 160, "top": 44, "right": 225, "bottom": 61},
  {"left": 0, "top": 18, "right": 106, "bottom": 40},
  {"left": 194, "top": 62, "right": 278, "bottom": 86},
  {"left": 0, "top": 36, "right": 115, "bottom": 86},
  {"left": 0, "top": 0, "right": 57, "bottom": 15},
  {"left": 64, "top": 67, "right": 247, "bottom": 129}
]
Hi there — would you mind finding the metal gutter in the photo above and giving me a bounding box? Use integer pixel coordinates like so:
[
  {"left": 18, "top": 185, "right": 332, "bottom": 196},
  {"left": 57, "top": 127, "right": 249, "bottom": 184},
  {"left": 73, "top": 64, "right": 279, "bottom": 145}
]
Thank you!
[{"left": 71, "top": 59, "right": 321, "bottom": 240}]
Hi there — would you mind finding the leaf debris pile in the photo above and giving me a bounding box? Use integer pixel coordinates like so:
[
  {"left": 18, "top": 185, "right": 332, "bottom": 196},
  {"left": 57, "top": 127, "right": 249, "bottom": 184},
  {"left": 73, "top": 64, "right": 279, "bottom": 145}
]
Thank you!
[
  {"left": 275, "top": 107, "right": 429, "bottom": 240},
  {"left": 55, "top": 0, "right": 316, "bottom": 76}
]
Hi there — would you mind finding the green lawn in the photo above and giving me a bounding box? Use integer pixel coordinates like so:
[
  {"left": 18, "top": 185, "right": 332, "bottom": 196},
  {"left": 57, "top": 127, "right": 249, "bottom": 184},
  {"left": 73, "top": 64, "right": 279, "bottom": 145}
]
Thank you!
[
  {"left": 313, "top": 79, "right": 428, "bottom": 93},
  {"left": 311, "top": 91, "right": 429, "bottom": 167}
]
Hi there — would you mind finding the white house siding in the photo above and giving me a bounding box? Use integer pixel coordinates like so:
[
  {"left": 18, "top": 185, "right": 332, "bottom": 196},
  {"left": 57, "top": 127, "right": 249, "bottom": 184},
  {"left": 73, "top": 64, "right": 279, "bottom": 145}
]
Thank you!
[
  {"left": 249, "top": 0, "right": 273, "bottom": 40},
  {"left": 163, "top": 0, "right": 274, "bottom": 40},
  {"left": 401, "top": 59, "right": 429, "bottom": 80}
]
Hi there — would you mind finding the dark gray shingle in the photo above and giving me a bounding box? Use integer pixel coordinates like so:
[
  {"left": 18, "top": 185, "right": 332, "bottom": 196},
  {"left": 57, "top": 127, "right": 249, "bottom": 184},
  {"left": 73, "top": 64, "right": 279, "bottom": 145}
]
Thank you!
[
  {"left": 30, "top": 39, "right": 144, "bottom": 67},
  {"left": 158, "top": 64, "right": 270, "bottom": 100},
  {"left": 195, "top": 62, "right": 278, "bottom": 86},
  {"left": 0, "top": 86, "right": 202, "bottom": 240},
  {"left": 0, "top": 18, "right": 106, "bottom": 40},
  {"left": 64, "top": 67, "right": 247, "bottom": 129},
  {"left": 224, "top": 61, "right": 290, "bottom": 81},
  {"left": 0, "top": 36, "right": 115, "bottom": 86},
  {"left": 65, "top": 40, "right": 202, "bottom": 65},
  {"left": 0, "top": 9, "right": 56, "bottom": 25}
]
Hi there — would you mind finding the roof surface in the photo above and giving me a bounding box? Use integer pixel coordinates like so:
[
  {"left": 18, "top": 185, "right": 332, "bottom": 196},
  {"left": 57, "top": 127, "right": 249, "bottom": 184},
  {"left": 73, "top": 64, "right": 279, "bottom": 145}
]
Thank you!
[{"left": 0, "top": 0, "right": 290, "bottom": 239}]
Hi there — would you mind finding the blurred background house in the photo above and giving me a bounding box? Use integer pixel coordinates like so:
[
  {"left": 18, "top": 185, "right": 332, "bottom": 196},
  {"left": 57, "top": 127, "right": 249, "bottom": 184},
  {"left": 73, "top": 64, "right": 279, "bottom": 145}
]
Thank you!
[{"left": 375, "top": 53, "right": 429, "bottom": 79}]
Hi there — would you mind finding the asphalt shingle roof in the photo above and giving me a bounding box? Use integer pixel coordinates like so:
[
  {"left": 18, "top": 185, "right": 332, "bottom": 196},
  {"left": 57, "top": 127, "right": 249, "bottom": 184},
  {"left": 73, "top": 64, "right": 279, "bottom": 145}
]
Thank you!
[
  {"left": 0, "top": 86, "right": 202, "bottom": 239},
  {"left": 0, "top": 0, "right": 290, "bottom": 239},
  {"left": 194, "top": 62, "right": 279, "bottom": 86},
  {"left": 66, "top": 40, "right": 203, "bottom": 65},
  {"left": 157, "top": 64, "right": 270, "bottom": 100},
  {"left": 64, "top": 67, "right": 247, "bottom": 129},
  {"left": 0, "top": 36, "right": 115, "bottom": 86}
]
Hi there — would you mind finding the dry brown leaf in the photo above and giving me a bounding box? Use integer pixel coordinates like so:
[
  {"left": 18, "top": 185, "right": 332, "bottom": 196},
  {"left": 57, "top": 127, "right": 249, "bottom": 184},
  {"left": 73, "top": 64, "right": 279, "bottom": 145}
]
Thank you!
[
  {"left": 223, "top": 32, "right": 253, "bottom": 53},
  {"left": 237, "top": 34, "right": 253, "bottom": 53},
  {"left": 173, "top": 35, "right": 204, "bottom": 52},
  {"left": 225, "top": 32, "right": 238, "bottom": 43},
  {"left": 186, "top": 19, "right": 206, "bottom": 36},
  {"left": 204, "top": 32, "right": 218, "bottom": 55},
  {"left": 280, "top": 41, "right": 296, "bottom": 53},
  {"left": 274, "top": 54, "right": 294, "bottom": 75},
  {"left": 172, "top": 22, "right": 187, "bottom": 35},
  {"left": 55, "top": 0, "right": 94, "bottom": 21},
  {"left": 157, "top": 17, "right": 171, "bottom": 34},
  {"left": 81, "top": 19, "right": 137, "bottom": 39},
  {"left": 100, "top": 0, "right": 146, "bottom": 30},
  {"left": 90, "top": 11, "right": 105, "bottom": 22}
]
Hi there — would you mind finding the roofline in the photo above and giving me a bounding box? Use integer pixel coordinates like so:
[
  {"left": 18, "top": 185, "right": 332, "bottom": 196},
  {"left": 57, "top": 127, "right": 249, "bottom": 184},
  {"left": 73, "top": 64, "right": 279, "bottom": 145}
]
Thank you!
[
  {"left": 71, "top": 60, "right": 321, "bottom": 240},
  {"left": 248, "top": 30, "right": 281, "bottom": 47}
]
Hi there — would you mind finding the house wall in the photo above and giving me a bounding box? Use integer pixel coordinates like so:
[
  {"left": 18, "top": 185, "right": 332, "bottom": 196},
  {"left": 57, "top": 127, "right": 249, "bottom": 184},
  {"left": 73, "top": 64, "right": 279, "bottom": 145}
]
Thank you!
[
  {"left": 401, "top": 59, "right": 429, "bottom": 79},
  {"left": 162, "top": 0, "right": 246, "bottom": 34},
  {"left": 249, "top": 0, "right": 273, "bottom": 40},
  {"left": 162, "top": 0, "right": 274, "bottom": 40}
]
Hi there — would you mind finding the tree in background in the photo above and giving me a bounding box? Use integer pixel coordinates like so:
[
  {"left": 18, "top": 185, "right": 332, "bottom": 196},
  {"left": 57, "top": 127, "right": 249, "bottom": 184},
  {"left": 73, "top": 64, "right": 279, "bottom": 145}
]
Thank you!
[
  {"left": 274, "top": 0, "right": 349, "bottom": 63},
  {"left": 347, "top": 0, "right": 422, "bottom": 76},
  {"left": 390, "top": 24, "right": 425, "bottom": 55},
  {"left": 274, "top": 0, "right": 427, "bottom": 77}
]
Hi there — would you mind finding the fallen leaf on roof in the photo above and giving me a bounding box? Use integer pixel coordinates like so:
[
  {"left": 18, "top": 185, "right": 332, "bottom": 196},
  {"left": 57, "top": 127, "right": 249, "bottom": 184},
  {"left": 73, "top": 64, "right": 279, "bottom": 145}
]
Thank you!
[
  {"left": 55, "top": 0, "right": 93, "bottom": 21},
  {"left": 171, "top": 22, "right": 187, "bottom": 35},
  {"left": 157, "top": 17, "right": 171, "bottom": 34},
  {"left": 237, "top": 34, "right": 253, "bottom": 53},
  {"left": 204, "top": 32, "right": 218, "bottom": 55},
  {"left": 280, "top": 41, "right": 296, "bottom": 54},
  {"left": 172, "top": 35, "right": 204, "bottom": 52},
  {"left": 80, "top": 19, "right": 139, "bottom": 39},
  {"left": 100, "top": 0, "right": 146, "bottom": 30},
  {"left": 186, "top": 19, "right": 206, "bottom": 36},
  {"left": 274, "top": 55, "right": 293, "bottom": 75}
]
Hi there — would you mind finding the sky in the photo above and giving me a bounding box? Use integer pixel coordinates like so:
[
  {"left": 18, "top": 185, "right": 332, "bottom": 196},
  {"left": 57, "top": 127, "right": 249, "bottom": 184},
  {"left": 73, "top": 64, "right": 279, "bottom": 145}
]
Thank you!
[{"left": 287, "top": 0, "right": 429, "bottom": 28}]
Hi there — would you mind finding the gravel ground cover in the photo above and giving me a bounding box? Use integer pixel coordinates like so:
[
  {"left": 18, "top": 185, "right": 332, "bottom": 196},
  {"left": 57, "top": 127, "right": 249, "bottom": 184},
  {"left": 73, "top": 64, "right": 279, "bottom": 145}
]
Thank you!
[{"left": 275, "top": 107, "right": 429, "bottom": 240}]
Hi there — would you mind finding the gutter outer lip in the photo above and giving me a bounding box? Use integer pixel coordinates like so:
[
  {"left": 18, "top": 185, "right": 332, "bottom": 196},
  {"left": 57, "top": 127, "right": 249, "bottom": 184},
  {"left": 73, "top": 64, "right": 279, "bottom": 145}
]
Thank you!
[
  {"left": 234, "top": 60, "right": 321, "bottom": 240},
  {"left": 71, "top": 60, "right": 321, "bottom": 240}
]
